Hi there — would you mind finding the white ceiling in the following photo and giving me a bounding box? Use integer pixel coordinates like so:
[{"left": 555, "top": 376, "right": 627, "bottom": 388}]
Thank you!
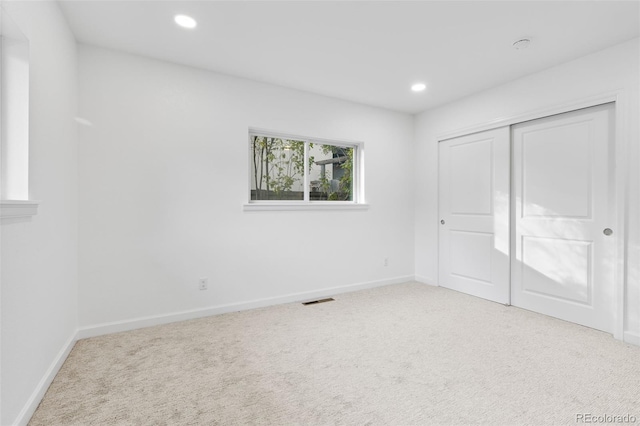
[{"left": 59, "top": 1, "right": 640, "bottom": 114}]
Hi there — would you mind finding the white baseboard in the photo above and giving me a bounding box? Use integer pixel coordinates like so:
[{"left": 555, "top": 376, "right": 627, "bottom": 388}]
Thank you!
[
  {"left": 624, "top": 331, "right": 640, "bottom": 346},
  {"left": 78, "top": 276, "right": 415, "bottom": 339},
  {"left": 13, "top": 331, "right": 78, "bottom": 426},
  {"left": 414, "top": 275, "right": 437, "bottom": 286}
]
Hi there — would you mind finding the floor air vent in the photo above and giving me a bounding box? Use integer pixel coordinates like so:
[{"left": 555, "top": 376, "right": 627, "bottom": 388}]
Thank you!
[{"left": 302, "top": 298, "right": 335, "bottom": 306}]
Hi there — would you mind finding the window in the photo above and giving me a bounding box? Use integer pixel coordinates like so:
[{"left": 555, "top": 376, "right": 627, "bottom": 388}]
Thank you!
[
  {"left": 247, "top": 130, "right": 365, "bottom": 210},
  {"left": 1, "top": 6, "right": 37, "bottom": 218}
]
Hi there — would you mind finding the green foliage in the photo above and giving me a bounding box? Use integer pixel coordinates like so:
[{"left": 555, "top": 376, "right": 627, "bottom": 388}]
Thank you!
[
  {"left": 252, "top": 136, "right": 305, "bottom": 200},
  {"left": 318, "top": 145, "right": 353, "bottom": 201},
  {"left": 340, "top": 147, "right": 354, "bottom": 200}
]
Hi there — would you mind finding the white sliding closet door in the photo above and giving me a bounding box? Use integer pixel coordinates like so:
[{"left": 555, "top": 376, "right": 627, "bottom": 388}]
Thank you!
[
  {"left": 511, "top": 104, "right": 615, "bottom": 333},
  {"left": 438, "top": 127, "right": 510, "bottom": 304}
]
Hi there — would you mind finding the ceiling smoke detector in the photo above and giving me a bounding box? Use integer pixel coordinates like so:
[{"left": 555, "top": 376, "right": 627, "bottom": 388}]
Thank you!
[{"left": 512, "top": 38, "right": 531, "bottom": 50}]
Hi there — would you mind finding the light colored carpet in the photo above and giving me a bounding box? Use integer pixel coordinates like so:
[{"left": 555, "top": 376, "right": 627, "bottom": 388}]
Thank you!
[{"left": 29, "top": 282, "right": 640, "bottom": 425}]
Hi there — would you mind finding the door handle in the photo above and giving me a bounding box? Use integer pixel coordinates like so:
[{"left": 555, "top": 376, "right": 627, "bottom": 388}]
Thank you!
[
  {"left": 441, "top": 220, "right": 445, "bottom": 225},
  {"left": 603, "top": 228, "right": 613, "bottom": 236}
]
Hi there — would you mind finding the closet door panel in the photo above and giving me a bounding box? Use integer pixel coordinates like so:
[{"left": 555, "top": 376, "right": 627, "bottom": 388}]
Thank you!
[
  {"left": 511, "top": 103, "right": 615, "bottom": 333},
  {"left": 438, "top": 127, "right": 510, "bottom": 304}
]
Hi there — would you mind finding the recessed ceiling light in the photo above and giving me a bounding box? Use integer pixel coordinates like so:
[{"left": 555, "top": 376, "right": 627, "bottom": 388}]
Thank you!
[
  {"left": 512, "top": 38, "right": 531, "bottom": 50},
  {"left": 174, "top": 14, "right": 197, "bottom": 29},
  {"left": 411, "top": 83, "right": 427, "bottom": 92}
]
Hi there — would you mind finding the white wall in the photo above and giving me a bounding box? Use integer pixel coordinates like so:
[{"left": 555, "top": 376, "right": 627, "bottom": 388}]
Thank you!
[
  {"left": 77, "top": 45, "right": 415, "bottom": 332},
  {"left": 414, "top": 38, "right": 640, "bottom": 342},
  {"left": 0, "top": 1, "right": 79, "bottom": 425}
]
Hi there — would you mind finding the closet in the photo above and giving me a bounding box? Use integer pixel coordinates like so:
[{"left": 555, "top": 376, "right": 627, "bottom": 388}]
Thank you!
[{"left": 438, "top": 103, "right": 615, "bottom": 333}]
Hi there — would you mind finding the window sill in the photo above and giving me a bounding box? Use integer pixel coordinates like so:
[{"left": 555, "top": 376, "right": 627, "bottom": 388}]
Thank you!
[
  {"left": 1, "top": 200, "right": 40, "bottom": 219},
  {"left": 243, "top": 202, "right": 369, "bottom": 212}
]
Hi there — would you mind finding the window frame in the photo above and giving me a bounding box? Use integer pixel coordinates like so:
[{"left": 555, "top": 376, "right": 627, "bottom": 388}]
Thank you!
[{"left": 244, "top": 129, "right": 367, "bottom": 211}]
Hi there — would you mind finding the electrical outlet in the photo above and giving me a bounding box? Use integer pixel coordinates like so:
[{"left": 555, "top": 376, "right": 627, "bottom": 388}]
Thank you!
[
  {"left": 199, "top": 278, "right": 208, "bottom": 290},
  {"left": 384, "top": 257, "right": 389, "bottom": 267}
]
